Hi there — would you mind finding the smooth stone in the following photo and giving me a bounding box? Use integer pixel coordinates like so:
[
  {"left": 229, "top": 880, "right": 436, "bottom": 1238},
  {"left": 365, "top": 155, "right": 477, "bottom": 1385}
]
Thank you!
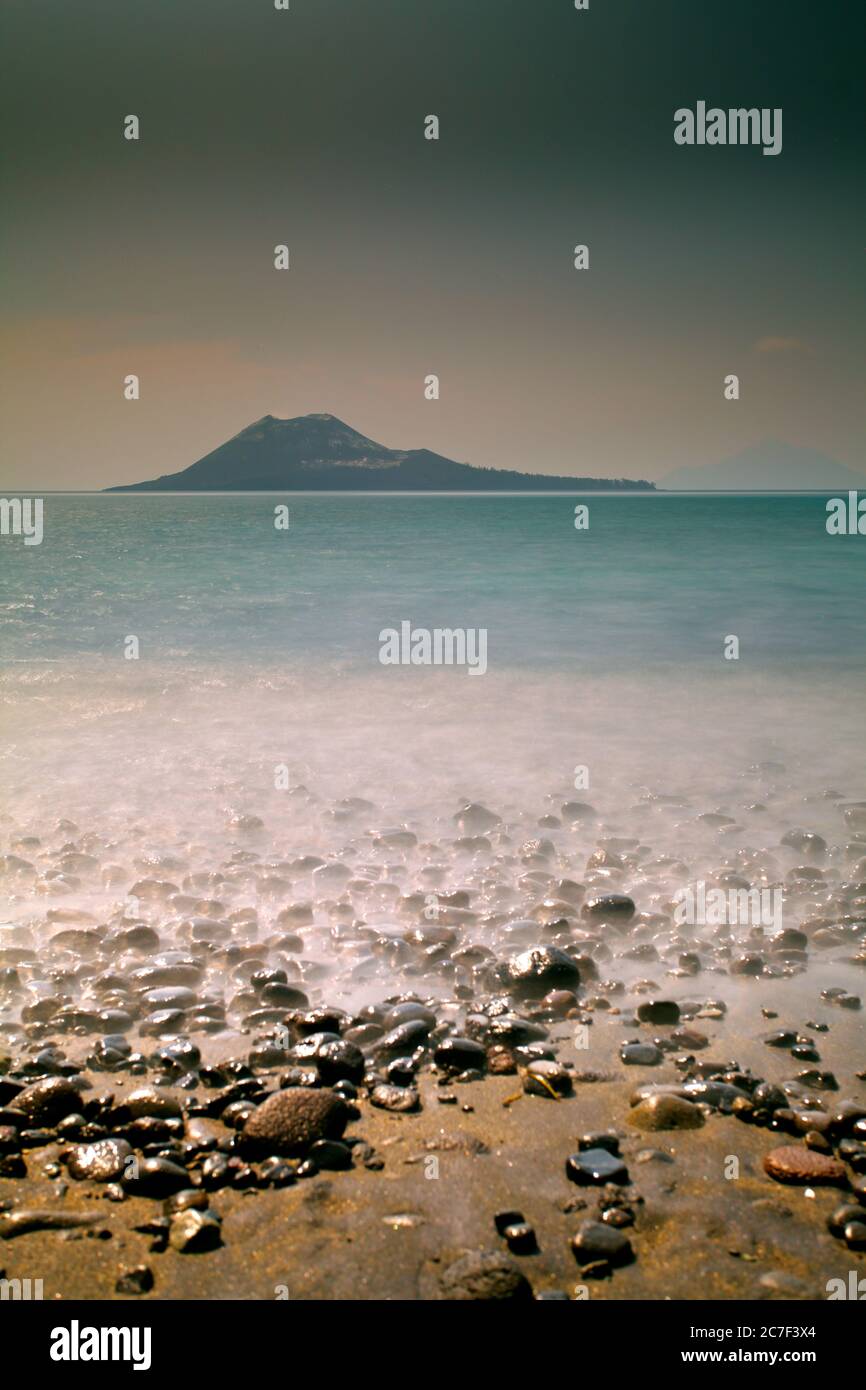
[
  {"left": 165, "top": 1188, "right": 209, "bottom": 1213},
  {"left": 499, "top": 946, "right": 581, "bottom": 999},
  {"left": 141, "top": 987, "right": 197, "bottom": 1009},
  {"left": 124, "top": 1087, "right": 183, "bottom": 1120},
  {"left": 370, "top": 1083, "right": 420, "bottom": 1113},
  {"left": 381, "top": 1003, "right": 438, "bottom": 1031},
  {"left": 454, "top": 804, "right": 501, "bottom": 835},
  {"left": 308, "top": 1139, "right": 353, "bottom": 1170},
  {"left": 730, "top": 955, "right": 765, "bottom": 976},
  {"left": 843, "top": 1221, "right": 866, "bottom": 1250},
  {"left": 14, "top": 1078, "right": 82, "bottom": 1126},
  {"left": 314, "top": 1040, "right": 365, "bottom": 1085},
  {"left": 628, "top": 1095, "right": 705, "bottom": 1132},
  {"left": 433, "top": 1037, "right": 487, "bottom": 1072},
  {"left": 827, "top": 1203, "right": 864, "bottom": 1236},
  {"left": 637, "top": 1000, "right": 681, "bottom": 1025},
  {"left": 577, "top": 1132, "right": 620, "bottom": 1154},
  {"left": 483, "top": 1015, "right": 549, "bottom": 1046},
  {"left": 571, "top": 1220, "right": 634, "bottom": 1267},
  {"left": 566, "top": 1148, "right": 630, "bottom": 1185},
  {"left": 581, "top": 895, "right": 635, "bottom": 922},
  {"left": 123, "top": 1157, "right": 191, "bottom": 1197},
  {"left": 168, "top": 1208, "right": 222, "bottom": 1253},
  {"left": 620, "top": 1042, "right": 662, "bottom": 1066},
  {"left": 374, "top": 1020, "right": 431, "bottom": 1057}
]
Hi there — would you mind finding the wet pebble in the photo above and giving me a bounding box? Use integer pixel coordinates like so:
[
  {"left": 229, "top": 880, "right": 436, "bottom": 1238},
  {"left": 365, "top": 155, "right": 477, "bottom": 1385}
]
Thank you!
[
  {"left": 498, "top": 946, "right": 581, "bottom": 999},
  {"left": 636, "top": 1000, "right": 680, "bottom": 1025},
  {"left": 123, "top": 1157, "right": 191, "bottom": 1197},
  {"left": 13, "top": 1078, "right": 82, "bottom": 1127},
  {"left": 566, "top": 1148, "right": 629, "bottom": 1186},
  {"left": 620, "top": 1041, "right": 662, "bottom": 1066},
  {"left": 629, "top": 1094, "right": 705, "bottom": 1131},
  {"left": 522, "top": 1060, "right": 572, "bottom": 1098},
  {"left": 571, "top": 1220, "right": 634, "bottom": 1268},
  {"left": 370, "top": 1083, "right": 421, "bottom": 1113},
  {"left": 168, "top": 1208, "right": 222, "bottom": 1253}
]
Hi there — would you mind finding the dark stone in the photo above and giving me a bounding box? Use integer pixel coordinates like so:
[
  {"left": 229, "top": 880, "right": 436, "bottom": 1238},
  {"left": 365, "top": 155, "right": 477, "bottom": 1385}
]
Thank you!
[
  {"left": 257, "top": 1156, "right": 296, "bottom": 1187},
  {"left": 439, "top": 1250, "right": 533, "bottom": 1301},
  {"left": 308, "top": 1139, "right": 352, "bottom": 1170},
  {"left": 374, "top": 1020, "right": 431, "bottom": 1057},
  {"left": 566, "top": 1148, "right": 630, "bottom": 1186},
  {"left": 730, "top": 955, "right": 765, "bottom": 976},
  {"left": 499, "top": 946, "right": 581, "bottom": 999},
  {"left": 581, "top": 895, "right": 635, "bottom": 922},
  {"left": 620, "top": 1042, "right": 662, "bottom": 1066},
  {"left": 571, "top": 1220, "right": 634, "bottom": 1267},
  {"left": 637, "top": 1000, "right": 681, "bottom": 1025},
  {"left": 201, "top": 1153, "right": 232, "bottom": 1190},
  {"left": 578, "top": 1132, "right": 620, "bottom": 1155},
  {"left": 752, "top": 1082, "right": 788, "bottom": 1112},
  {"left": 14, "top": 1077, "right": 82, "bottom": 1126},
  {"left": 115, "top": 1265, "right": 154, "bottom": 1295},
  {"left": 433, "top": 1037, "right": 487, "bottom": 1072},
  {"left": 503, "top": 1222, "right": 537, "bottom": 1254},
  {"left": 314, "top": 1040, "right": 365, "bottom": 1085},
  {"left": 494, "top": 1209, "right": 525, "bottom": 1235},
  {"left": 123, "top": 1157, "right": 191, "bottom": 1197},
  {"left": 151, "top": 1039, "right": 201, "bottom": 1074},
  {"left": 843, "top": 1221, "right": 866, "bottom": 1250},
  {"left": 381, "top": 1002, "right": 438, "bottom": 1032},
  {"left": 828, "top": 1203, "right": 865, "bottom": 1237},
  {"left": 523, "top": 1060, "right": 572, "bottom": 1097}
]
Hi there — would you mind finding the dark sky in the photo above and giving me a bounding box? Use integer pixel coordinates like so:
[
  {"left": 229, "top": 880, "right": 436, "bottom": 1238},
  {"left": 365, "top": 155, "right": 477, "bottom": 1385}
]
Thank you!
[{"left": 1, "top": 0, "right": 863, "bottom": 488}]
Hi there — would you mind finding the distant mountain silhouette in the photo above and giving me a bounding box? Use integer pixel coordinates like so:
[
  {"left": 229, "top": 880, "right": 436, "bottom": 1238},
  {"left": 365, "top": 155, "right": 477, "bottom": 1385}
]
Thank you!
[
  {"left": 106, "top": 414, "right": 654, "bottom": 492},
  {"left": 661, "top": 440, "right": 866, "bottom": 491}
]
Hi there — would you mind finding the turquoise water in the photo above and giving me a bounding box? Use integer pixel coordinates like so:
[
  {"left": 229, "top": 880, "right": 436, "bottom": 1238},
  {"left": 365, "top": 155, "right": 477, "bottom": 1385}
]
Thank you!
[
  {"left": 1, "top": 491, "right": 864, "bottom": 1021},
  {"left": 1, "top": 491, "right": 863, "bottom": 861},
  {"left": 2, "top": 492, "right": 864, "bottom": 671}
]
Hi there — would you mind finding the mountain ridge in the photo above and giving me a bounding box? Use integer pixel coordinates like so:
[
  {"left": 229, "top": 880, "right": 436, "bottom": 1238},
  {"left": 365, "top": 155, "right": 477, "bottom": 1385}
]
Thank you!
[{"left": 105, "top": 413, "right": 655, "bottom": 492}]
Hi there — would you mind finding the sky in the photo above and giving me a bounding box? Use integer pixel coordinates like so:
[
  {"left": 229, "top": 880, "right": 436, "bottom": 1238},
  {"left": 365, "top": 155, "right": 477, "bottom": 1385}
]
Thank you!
[{"left": 1, "top": 0, "right": 864, "bottom": 490}]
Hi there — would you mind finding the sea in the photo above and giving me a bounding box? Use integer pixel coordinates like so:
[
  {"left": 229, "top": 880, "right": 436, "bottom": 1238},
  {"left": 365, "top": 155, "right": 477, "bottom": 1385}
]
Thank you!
[{"left": 1, "top": 490, "right": 864, "bottom": 1011}]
